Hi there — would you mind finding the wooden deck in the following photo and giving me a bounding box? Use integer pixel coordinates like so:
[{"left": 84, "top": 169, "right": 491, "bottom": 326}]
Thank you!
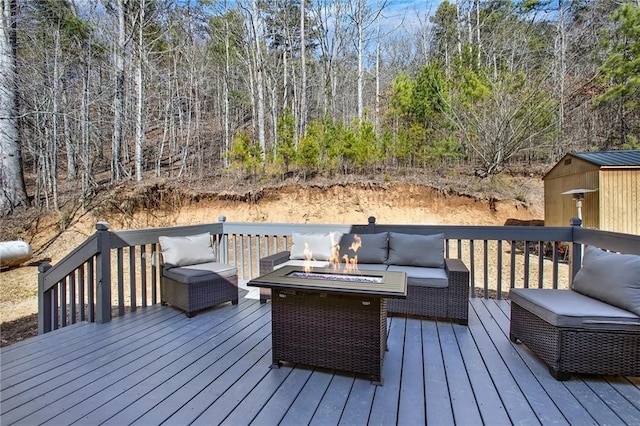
[{"left": 2, "top": 289, "right": 639, "bottom": 425}]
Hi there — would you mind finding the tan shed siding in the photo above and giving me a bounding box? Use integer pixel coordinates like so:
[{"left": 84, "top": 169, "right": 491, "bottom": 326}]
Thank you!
[
  {"left": 544, "top": 156, "right": 598, "bottom": 179},
  {"left": 543, "top": 156, "right": 600, "bottom": 227},
  {"left": 599, "top": 169, "right": 640, "bottom": 234}
]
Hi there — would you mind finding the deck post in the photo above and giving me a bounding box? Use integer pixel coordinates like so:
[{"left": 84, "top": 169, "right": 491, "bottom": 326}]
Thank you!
[
  {"left": 95, "top": 222, "right": 112, "bottom": 324},
  {"left": 38, "top": 263, "right": 53, "bottom": 334},
  {"left": 569, "top": 217, "right": 582, "bottom": 286},
  {"left": 368, "top": 216, "right": 376, "bottom": 233},
  {"left": 218, "top": 215, "right": 228, "bottom": 264}
]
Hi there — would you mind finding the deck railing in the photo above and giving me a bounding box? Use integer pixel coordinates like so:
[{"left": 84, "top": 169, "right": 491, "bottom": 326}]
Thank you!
[{"left": 37, "top": 216, "right": 640, "bottom": 334}]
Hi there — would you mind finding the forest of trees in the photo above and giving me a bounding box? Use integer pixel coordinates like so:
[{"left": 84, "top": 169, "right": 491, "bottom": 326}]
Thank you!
[{"left": 0, "top": 0, "right": 638, "bottom": 216}]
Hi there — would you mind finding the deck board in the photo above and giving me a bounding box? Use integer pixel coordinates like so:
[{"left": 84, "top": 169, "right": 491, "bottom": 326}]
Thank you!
[
  {"left": 368, "top": 317, "right": 404, "bottom": 425},
  {"left": 397, "top": 317, "right": 426, "bottom": 426},
  {"left": 476, "top": 299, "right": 603, "bottom": 425},
  {"left": 422, "top": 319, "right": 454, "bottom": 425},
  {"left": 308, "top": 373, "right": 355, "bottom": 425},
  {"left": 340, "top": 375, "right": 376, "bottom": 426},
  {"left": 279, "top": 368, "right": 334, "bottom": 426},
  {"left": 438, "top": 320, "right": 483, "bottom": 425},
  {"left": 2, "top": 297, "right": 639, "bottom": 425},
  {"left": 470, "top": 299, "right": 564, "bottom": 425}
]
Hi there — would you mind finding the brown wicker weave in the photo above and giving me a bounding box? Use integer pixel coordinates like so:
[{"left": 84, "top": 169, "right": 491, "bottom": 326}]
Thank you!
[
  {"left": 161, "top": 273, "right": 239, "bottom": 318},
  {"left": 509, "top": 302, "right": 640, "bottom": 380},
  {"left": 270, "top": 288, "right": 387, "bottom": 384},
  {"left": 387, "top": 258, "right": 469, "bottom": 324},
  {"left": 259, "top": 251, "right": 291, "bottom": 303}
]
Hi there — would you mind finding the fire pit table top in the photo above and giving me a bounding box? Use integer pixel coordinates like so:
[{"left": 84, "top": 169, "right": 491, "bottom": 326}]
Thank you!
[{"left": 248, "top": 265, "right": 407, "bottom": 298}]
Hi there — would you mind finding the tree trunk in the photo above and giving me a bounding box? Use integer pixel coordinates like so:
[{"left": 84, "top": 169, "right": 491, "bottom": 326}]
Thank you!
[
  {"left": 135, "top": 0, "right": 145, "bottom": 182},
  {"left": 0, "top": 0, "right": 29, "bottom": 216},
  {"left": 249, "top": 0, "right": 265, "bottom": 156},
  {"left": 51, "top": 29, "right": 60, "bottom": 210},
  {"left": 80, "top": 56, "right": 92, "bottom": 205},
  {"left": 299, "top": 0, "right": 307, "bottom": 137},
  {"left": 112, "top": 0, "right": 126, "bottom": 182},
  {"left": 223, "top": 6, "right": 230, "bottom": 167},
  {"left": 356, "top": 0, "right": 364, "bottom": 121}
]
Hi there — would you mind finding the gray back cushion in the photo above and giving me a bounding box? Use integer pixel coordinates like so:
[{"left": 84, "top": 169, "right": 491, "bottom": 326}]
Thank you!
[
  {"left": 290, "top": 232, "right": 342, "bottom": 261},
  {"left": 338, "top": 232, "right": 389, "bottom": 264},
  {"left": 572, "top": 245, "right": 640, "bottom": 315},
  {"left": 158, "top": 232, "right": 216, "bottom": 268},
  {"left": 387, "top": 232, "right": 445, "bottom": 268}
]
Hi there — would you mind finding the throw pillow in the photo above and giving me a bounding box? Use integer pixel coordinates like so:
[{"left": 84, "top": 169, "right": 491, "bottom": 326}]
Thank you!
[
  {"left": 387, "top": 232, "right": 445, "bottom": 268},
  {"left": 338, "top": 232, "right": 389, "bottom": 264},
  {"left": 572, "top": 245, "right": 640, "bottom": 316},
  {"left": 158, "top": 232, "right": 216, "bottom": 268},
  {"left": 289, "top": 232, "right": 341, "bottom": 261}
]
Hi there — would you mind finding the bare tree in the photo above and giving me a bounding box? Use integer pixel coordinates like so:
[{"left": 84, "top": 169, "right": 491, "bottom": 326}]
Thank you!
[
  {"left": 347, "top": 0, "right": 387, "bottom": 121},
  {"left": 310, "top": 0, "right": 350, "bottom": 118},
  {"left": 111, "top": 0, "right": 127, "bottom": 181},
  {"left": 134, "top": 0, "right": 145, "bottom": 182},
  {"left": 241, "top": 0, "right": 266, "bottom": 156},
  {"left": 0, "top": 0, "right": 28, "bottom": 216},
  {"left": 299, "top": 0, "right": 307, "bottom": 136}
]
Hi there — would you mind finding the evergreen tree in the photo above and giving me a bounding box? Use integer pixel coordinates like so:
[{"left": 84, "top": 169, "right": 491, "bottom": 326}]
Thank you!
[{"left": 595, "top": 2, "right": 640, "bottom": 147}]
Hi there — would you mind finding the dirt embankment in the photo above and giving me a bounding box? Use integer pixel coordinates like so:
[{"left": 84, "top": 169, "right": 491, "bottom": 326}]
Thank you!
[{"left": 0, "top": 180, "right": 544, "bottom": 346}]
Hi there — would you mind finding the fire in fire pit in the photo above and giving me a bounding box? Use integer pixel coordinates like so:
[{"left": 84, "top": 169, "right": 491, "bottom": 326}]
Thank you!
[
  {"left": 287, "top": 270, "right": 383, "bottom": 283},
  {"left": 302, "top": 232, "right": 365, "bottom": 274}
]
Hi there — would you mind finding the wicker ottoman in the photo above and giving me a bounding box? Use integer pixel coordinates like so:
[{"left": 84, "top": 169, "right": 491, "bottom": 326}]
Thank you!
[
  {"left": 510, "top": 288, "right": 640, "bottom": 380},
  {"left": 161, "top": 262, "right": 239, "bottom": 317}
]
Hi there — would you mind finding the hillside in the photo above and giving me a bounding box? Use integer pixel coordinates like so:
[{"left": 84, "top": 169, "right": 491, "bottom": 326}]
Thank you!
[{"left": 0, "top": 174, "right": 544, "bottom": 346}]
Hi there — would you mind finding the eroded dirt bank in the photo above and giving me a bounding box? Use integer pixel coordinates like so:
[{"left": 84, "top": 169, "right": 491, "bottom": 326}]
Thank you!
[{"left": 0, "top": 181, "right": 544, "bottom": 345}]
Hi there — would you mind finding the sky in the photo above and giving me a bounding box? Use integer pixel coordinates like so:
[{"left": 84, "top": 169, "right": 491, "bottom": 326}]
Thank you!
[{"left": 376, "top": 0, "right": 444, "bottom": 33}]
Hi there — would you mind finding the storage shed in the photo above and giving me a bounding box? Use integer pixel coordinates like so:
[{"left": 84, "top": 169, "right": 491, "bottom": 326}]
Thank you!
[{"left": 543, "top": 150, "right": 640, "bottom": 234}]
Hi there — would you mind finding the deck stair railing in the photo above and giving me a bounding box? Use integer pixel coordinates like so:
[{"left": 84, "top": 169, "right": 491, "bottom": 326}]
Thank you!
[{"left": 38, "top": 216, "right": 640, "bottom": 334}]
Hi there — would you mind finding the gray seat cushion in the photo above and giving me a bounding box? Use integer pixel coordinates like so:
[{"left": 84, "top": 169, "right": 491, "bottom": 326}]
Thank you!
[
  {"left": 386, "top": 265, "right": 448, "bottom": 288},
  {"left": 510, "top": 288, "right": 640, "bottom": 331},
  {"left": 163, "top": 262, "right": 238, "bottom": 284},
  {"left": 351, "top": 263, "right": 389, "bottom": 272}
]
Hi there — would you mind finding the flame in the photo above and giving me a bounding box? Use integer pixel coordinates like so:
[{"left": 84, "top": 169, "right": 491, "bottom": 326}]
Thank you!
[
  {"left": 349, "top": 235, "right": 362, "bottom": 253},
  {"left": 344, "top": 234, "right": 361, "bottom": 271},
  {"left": 330, "top": 232, "right": 342, "bottom": 270},
  {"left": 329, "top": 233, "right": 362, "bottom": 271},
  {"left": 306, "top": 232, "right": 363, "bottom": 273},
  {"left": 303, "top": 242, "right": 313, "bottom": 273}
]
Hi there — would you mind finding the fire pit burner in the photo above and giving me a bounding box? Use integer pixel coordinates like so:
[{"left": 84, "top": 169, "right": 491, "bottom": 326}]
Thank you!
[{"left": 287, "top": 270, "right": 383, "bottom": 283}]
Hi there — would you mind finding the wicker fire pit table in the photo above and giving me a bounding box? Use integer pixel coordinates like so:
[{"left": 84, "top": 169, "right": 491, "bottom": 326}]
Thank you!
[{"left": 247, "top": 265, "right": 407, "bottom": 385}]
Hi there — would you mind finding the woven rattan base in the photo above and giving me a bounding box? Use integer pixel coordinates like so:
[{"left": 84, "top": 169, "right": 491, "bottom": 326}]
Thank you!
[
  {"left": 387, "top": 258, "right": 469, "bottom": 324},
  {"left": 510, "top": 302, "right": 640, "bottom": 379},
  {"left": 161, "top": 274, "right": 239, "bottom": 318},
  {"left": 271, "top": 289, "right": 387, "bottom": 384}
]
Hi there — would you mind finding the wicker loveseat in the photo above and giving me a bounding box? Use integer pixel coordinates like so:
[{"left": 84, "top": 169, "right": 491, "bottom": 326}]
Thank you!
[
  {"left": 509, "top": 246, "right": 640, "bottom": 380},
  {"left": 258, "top": 231, "right": 470, "bottom": 324},
  {"left": 158, "top": 233, "right": 239, "bottom": 318}
]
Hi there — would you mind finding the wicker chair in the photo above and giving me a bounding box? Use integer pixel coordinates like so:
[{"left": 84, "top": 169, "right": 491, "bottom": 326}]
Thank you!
[
  {"left": 161, "top": 262, "right": 239, "bottom": 318},
  {"left": 158, "top": 233, "right": 239, "bottom": 318},
  {"left": 509, "top": 245, "right": 640, "bottom": 380},
  {"left": 509, "top": 295, "right": 640, "bottom": 380}
]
